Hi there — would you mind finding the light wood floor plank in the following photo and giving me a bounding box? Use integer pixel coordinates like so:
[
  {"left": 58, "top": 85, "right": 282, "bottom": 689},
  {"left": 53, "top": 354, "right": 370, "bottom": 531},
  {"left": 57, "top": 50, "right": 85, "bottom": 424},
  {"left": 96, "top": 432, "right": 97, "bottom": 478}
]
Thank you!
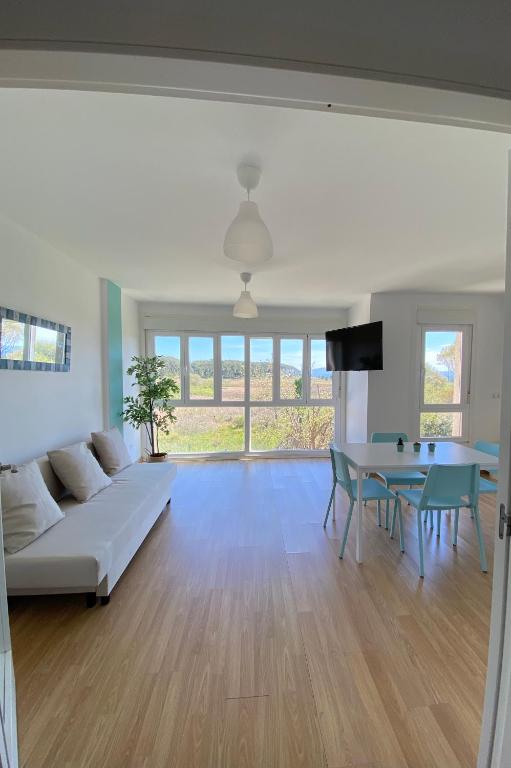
[{"left": 9, "top": 458, "right": 494, "bottom": 767}]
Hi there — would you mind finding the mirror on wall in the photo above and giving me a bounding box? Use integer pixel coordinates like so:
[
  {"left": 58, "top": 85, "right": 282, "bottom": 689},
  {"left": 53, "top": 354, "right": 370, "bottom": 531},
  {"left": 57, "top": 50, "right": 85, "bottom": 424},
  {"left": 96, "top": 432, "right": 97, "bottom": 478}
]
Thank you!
[{"left": 0, "top": 307, "right": 71, "bottom": 372}]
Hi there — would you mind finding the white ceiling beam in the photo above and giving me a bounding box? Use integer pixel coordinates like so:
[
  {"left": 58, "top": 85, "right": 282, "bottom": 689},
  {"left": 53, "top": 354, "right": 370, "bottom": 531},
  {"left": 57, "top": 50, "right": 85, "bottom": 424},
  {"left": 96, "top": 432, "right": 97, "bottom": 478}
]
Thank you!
[{"left": 1, "top": 49, "right": 511, "bottom": 133}]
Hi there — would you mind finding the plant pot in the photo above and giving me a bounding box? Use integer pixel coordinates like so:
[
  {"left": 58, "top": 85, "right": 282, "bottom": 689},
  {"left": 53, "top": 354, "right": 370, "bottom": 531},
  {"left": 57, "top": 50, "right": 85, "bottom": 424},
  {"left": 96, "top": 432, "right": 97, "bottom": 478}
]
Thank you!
[
  {"left": 147, "top": 452, "right": 168, "bottom": 463},
  {"left": 413, "top": 442, "right": 421, "bottom": 453},
  {"left": 428, "top": 443, "right": 436, "bottom": 453},
  {"left": 397, "top": 445, "right": 404, "bottom": 453}
]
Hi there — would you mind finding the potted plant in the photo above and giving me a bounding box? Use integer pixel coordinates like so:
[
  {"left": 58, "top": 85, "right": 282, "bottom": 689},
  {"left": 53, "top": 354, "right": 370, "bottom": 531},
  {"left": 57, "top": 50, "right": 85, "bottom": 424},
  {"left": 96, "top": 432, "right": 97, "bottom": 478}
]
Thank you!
[{"left": 122, "top": 355, "right": 179, "bottom": 461}]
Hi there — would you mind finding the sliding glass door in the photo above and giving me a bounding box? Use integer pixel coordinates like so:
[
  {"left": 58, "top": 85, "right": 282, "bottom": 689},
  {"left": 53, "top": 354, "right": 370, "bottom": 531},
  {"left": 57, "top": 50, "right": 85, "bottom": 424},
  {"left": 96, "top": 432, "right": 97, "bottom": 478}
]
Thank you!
[{"left": 149, "top": 331, "right": 336, "bottom": 456}]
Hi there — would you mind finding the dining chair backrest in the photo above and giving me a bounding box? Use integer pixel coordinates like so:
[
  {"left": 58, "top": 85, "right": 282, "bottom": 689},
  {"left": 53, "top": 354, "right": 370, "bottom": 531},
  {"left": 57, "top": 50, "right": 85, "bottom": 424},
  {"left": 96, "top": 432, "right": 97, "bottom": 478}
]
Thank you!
[
  {"left": 329, "top": 446, "right": 353, "bottom": 498},
  {"left": 419, "top": 463, "right": 480, "bottom": 510},
  {"left": 474, "top": 440, "right": 500, "bottom": 459},
  {"left": 371, "top": 432, "right": 409, "bottom": 443}
]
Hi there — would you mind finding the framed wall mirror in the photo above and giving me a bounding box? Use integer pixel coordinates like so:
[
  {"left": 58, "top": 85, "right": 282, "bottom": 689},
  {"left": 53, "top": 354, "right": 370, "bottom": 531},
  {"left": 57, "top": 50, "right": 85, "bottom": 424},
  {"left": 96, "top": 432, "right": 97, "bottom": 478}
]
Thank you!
[{"left": 0, "top": 307, "right": 71, "bottom": 372}]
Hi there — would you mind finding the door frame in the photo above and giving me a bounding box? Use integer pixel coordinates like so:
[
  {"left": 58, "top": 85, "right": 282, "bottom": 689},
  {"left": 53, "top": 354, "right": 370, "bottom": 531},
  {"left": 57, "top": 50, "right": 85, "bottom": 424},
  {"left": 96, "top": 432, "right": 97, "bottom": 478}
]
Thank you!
[
  {"left": 478, "top": 152, "right": 511, "bottom": 768},
  {"left": 2, "top": 45, "right": 511, "bottom": 767}
]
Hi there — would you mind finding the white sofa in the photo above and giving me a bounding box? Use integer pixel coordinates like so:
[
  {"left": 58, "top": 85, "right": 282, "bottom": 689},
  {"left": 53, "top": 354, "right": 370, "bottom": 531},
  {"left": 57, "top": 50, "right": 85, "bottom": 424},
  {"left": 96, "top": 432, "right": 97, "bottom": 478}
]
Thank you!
[{"left": 5, "top": 454, "right": 176, "bottom": 606}]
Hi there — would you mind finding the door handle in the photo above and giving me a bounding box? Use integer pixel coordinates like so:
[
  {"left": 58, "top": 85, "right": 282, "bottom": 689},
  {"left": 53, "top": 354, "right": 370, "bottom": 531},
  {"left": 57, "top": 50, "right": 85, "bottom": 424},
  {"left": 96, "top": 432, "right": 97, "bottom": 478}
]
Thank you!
[{"left": 499, "top": 503, "right": 511, "bottom": 539}]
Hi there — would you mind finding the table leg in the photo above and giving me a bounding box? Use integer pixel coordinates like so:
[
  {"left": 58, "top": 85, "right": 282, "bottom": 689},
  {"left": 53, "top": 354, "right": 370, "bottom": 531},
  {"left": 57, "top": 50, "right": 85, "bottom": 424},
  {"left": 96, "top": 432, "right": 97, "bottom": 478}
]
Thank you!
[{"left": 356, "top": 468, "right": 363, "bottom": 563}]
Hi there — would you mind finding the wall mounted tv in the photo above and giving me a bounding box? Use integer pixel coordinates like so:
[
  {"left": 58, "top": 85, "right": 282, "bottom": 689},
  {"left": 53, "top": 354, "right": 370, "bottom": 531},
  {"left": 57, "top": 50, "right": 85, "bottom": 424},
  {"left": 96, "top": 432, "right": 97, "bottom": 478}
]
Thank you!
[{"left": 326, "top": 321, "right": 383, "bottom": 371}]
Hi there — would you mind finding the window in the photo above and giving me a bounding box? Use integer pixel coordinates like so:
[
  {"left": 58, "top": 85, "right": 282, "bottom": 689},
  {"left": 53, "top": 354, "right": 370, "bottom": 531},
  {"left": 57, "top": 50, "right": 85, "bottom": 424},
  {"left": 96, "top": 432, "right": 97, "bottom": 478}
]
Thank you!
[
  {"left": 221, "top": 335, "right": 245, "bottom": 401},
  {"left": 419, "top": 326, "right": 472, "bottom": 440},
  {"left": 159, "top": 407, "right": 244, "bottom": 454},
  {"left": 309, "top": 338, "right": 333, "bottom": 401},
  {"left": 154, "top": 335, "right": 182, "bottom": 399},
  {"left": 189, "top": 336, "right": 214, "bottom": 400},
  {"left": 250, "top": 338, "right": 273, "bottom": 401},
  {"left": 280, "top": 338, "right": 304, "bottom": 400},
  {"left": 147, "top": 331, "right": 337, "bottom": 455},
  {"left": 250, "top": 406, "right": 335, "bottom": 451}
]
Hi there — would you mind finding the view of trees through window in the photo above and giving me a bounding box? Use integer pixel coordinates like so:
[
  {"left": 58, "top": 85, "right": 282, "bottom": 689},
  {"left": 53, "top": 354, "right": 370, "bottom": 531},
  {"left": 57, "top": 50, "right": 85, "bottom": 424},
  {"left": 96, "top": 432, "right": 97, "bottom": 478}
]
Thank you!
[
  {"left": 420, "top": 329, "right": 465, "bottom": 438},
  {"left": 154, "top": 333, "right": 335, "bottom": 453}
]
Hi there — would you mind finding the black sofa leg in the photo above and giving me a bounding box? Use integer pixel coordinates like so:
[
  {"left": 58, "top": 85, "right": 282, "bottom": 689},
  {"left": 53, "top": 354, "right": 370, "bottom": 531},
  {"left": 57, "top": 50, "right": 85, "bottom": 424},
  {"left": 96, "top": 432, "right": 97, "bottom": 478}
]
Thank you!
[
  {"left": 85, "top": 592, "right": 96, "bottom": 608},
  {"left": 100, "top": 595, "right": 110, "bottom": 606}
]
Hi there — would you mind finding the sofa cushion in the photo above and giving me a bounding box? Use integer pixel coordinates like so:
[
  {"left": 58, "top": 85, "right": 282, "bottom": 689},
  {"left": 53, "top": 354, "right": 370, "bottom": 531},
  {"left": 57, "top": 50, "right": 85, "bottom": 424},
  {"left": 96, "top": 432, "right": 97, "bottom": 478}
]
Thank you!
[
  {"left": 91, "top": 427, "right": 132, "bottom": 476},
  {"left": 5, "top": 461, "right": 176, "bottom": 592},
  {"left": 48, "top": 442, "right": 112, "bottom": 502},
  {"left": 1, "top": 461, "right": 65, "bottom": 554}
]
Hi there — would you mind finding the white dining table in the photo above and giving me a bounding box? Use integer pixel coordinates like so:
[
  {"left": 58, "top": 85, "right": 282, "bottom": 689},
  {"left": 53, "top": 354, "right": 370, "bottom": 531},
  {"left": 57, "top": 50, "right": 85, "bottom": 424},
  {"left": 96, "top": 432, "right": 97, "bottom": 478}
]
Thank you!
[{"left": 336, "top": 441, "right": 499, "bottom": 563}]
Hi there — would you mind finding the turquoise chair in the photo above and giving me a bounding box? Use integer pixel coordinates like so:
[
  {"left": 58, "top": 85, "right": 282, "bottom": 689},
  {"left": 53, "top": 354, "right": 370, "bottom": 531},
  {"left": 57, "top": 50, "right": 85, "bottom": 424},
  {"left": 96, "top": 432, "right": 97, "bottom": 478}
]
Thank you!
[
  {"left": 396, "top": 464, "right": 487, "bottom": 578},
  {"left": 371, "top": 433, "right": 426, "bottom": 502},
  {"left": 471, "top": 440, "right": 499, "bottom": 497},
  {"left": 474, "top": 440, "right": 500, "bottom": 464},
  {"left": 324, "top": 447, "right": 404, "bottom": 558},
  {"left": 479, "top": 477, "right": 498, "bottom": 494}
]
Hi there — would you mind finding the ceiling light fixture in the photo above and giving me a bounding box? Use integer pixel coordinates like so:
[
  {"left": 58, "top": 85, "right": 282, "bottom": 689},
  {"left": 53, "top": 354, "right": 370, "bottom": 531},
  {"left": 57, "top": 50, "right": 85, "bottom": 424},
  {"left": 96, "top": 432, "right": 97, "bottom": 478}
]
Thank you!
[
  {"left": 223, "top": 163, "right": 273, "bottom": 265},
  {"left": 233, "top": 272, "right": 258, "bottom": 319}
]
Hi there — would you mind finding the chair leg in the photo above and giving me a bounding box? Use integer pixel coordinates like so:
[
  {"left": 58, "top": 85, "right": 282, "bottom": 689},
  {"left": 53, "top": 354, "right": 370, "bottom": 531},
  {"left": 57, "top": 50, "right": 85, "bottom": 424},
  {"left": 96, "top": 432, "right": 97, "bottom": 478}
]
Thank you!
[
  {"left": 332, "top": 485, "right": 336, "bottom": 521},
  {"left": 452, "top": 508, "right": 459, "bottom": 547},
  {"left": 339, "top": 500, "right": 354, "bottom": 559},
  {"left": 436, "top": 509, "right": 441, "bottom": 538},
  {"left": 323, "top": 483, "right": 335, "bottom": 528},
  {"left": 398, "top": 499, "right": 405, "bottom": 552},
  {"left": 472, "top": 505, "right": 488, "bottom": 573},
  {"left": 385, "top": 499, "right": 390, "bottom": 530},
  {"left": 429, "top": 510, "right": 434, "bottom": 529},
  {"left": 377, "top": 500, "right": 382, "bottom": 527},
  {"left": 416, "top": 509, "right": 425, "bottom": 578},
  {"left": 390, "top": 497, "right": 397, "bottom": 539}
]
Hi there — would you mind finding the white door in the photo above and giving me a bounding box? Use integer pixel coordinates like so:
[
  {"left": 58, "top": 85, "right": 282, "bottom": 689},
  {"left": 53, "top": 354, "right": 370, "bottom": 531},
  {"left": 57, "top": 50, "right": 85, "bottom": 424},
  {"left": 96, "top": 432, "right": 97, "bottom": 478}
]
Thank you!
[{"left": 478, "top": 152, "right": 511, "bottom": 768}]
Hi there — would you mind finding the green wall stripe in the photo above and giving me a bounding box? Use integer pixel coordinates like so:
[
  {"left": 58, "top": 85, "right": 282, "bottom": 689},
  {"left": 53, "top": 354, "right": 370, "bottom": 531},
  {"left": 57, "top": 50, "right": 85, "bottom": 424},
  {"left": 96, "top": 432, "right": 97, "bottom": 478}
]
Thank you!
[{"left": 107, "top": 280, "right": 124, "bottom": 433}]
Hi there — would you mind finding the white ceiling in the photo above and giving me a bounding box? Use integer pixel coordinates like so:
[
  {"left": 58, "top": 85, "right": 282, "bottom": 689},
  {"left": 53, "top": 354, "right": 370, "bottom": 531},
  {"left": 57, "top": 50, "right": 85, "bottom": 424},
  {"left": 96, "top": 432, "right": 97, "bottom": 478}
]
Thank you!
[{"left": 0, "top": 88, "right": 509, "bottom": 308}]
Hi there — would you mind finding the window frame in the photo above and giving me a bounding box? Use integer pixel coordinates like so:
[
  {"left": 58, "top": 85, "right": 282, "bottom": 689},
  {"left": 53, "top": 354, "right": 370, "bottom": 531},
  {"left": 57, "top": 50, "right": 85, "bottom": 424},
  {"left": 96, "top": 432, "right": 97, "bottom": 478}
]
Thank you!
[
  {"left": 417, "top": 323, "right": 473, "bottom": 442},
  {"left": 146, "top": 330, "right": 336, "bottom": 456}
]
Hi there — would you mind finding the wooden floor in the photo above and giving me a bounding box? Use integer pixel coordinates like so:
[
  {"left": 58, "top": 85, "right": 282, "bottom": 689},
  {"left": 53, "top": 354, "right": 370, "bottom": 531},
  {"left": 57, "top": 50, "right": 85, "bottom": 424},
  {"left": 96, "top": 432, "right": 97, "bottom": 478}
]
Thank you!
[{"left": 10, "top": 459, "right": 495, "bottom": 768}]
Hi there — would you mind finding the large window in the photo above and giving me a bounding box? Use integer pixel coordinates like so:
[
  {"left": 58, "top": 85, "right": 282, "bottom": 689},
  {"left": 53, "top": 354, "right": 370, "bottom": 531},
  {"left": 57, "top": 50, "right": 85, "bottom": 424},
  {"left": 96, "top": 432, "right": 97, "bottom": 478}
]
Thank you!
[
  {"left": 418, "top": 325, "right": 472, "bottom": 440},
  {"left": 149, "top": 332, "right": 336, "bottom": 455}
]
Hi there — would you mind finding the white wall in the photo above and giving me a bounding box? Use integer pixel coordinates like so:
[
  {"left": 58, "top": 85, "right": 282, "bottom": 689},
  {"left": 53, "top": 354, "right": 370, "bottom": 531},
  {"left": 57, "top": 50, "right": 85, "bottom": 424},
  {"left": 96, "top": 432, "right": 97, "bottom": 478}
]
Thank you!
[
  {"left": 121, "top": 293, "right": 142, "bottom": 460},
  {"left": 139, "top": 301, "right": 348, "bottom": 338},
  {"left": 345, "top": 295, "right": 371, "bottom": 442},
  {"left": 367, "top": 292, "right": 504, "bottom": 443},
  {"left": 0, "top": 214, "right": 103, "bottom": 463}
]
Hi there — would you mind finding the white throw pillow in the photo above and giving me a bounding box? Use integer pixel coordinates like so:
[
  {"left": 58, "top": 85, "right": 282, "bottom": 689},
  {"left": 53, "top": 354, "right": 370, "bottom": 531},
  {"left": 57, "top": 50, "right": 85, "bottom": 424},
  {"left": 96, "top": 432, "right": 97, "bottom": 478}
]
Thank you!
[
  {"left": 48, "top": 442, "right": 112, "bottom": 502},
  {"left": 91, "top": 427, "right": 132, "bottom": 476},
  {"left": 1, "top": 461, "right": 65, "bottom": 554}
]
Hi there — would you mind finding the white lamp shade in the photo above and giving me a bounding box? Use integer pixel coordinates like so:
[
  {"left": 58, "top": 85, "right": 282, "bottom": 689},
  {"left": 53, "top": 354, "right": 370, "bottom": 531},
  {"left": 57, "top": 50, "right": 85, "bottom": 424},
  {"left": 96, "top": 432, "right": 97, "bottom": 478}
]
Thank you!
[
  {"left": 233, "top": 289, "right": 259, "bottom": 319},
  {"left": 223, "top": 201, "right": 273, "bottom": 265}
]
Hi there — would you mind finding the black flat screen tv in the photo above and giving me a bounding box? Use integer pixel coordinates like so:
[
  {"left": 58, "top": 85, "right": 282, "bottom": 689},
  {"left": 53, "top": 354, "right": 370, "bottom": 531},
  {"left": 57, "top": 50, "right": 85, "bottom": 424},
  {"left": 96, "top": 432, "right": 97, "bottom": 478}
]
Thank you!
[{"left": 326, "top": 321, "right": 383, "bottom": 371}]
